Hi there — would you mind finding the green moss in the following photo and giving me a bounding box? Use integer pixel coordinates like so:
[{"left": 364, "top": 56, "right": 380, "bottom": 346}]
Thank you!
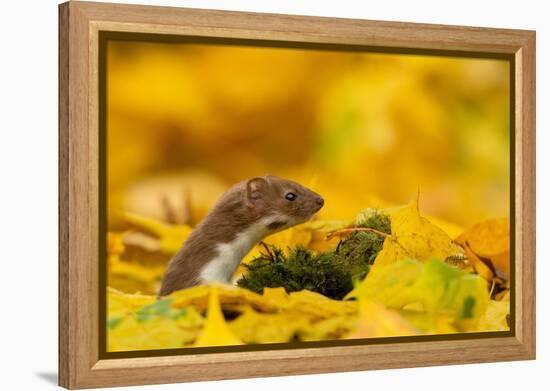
[
  {"left": 359, "top": 210, "right": 392, "bottom": 234},
  {"left": 335, "top": 212, "right": 391, "bottom": 282},
  {"left": 237, "top": 212, "right": 391, "bottom": 300},
  {"left": 237, "top": 245, "right": 353, "bottom": 300}
]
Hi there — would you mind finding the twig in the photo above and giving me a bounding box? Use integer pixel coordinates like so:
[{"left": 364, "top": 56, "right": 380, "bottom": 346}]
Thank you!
[
  {"left": 259, "top": 241, "right": 274, "bottom": 260},
  {"left": 326, "top": 227, "right": 390, "bottom": 240},
  {"left": 488, "top": 279, "right": 497, "bottom": 298}
]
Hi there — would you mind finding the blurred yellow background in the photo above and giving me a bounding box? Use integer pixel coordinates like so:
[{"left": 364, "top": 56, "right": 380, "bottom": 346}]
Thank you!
[{"left": 107, "top": 40, "right": 510, "bottom": 230}]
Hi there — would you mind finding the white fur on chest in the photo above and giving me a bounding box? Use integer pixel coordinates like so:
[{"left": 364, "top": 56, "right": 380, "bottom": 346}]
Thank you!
[{"left": 199, "top": 216, "right": 282, "bottom": 283}]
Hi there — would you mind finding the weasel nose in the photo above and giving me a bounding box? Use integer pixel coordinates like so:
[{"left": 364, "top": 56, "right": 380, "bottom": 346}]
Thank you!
[{"left": 315, "top": 197, "right": 324, "bottom": 207}]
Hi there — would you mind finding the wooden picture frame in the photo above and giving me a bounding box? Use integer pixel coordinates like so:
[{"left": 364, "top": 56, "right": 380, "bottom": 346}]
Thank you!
[{"left": 58, "top": 1, "right": 536, "bottom": 389}]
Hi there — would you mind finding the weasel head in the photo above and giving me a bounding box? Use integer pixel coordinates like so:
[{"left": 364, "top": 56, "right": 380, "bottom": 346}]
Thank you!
[{"left": 244, "top": 175, "right": 324, "bottom": 232}]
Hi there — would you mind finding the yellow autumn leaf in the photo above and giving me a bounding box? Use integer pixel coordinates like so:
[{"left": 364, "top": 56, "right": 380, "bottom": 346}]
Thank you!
[
  {"left": 374, "top": 200, "right": 464, "bottom": 265},
  {"left": 107, "top": 287, "right": 156, "bottom": 318},
  {"left": 225, "top": 287, "right": 358, "bottom": 344},
  {"left": 108, "top": 257, "right": 165, "bottom": 295},
  {"left": 107, "top": 289, "right": 204, "bottom": 351},
  {"left": 107, "top": 232, "right": 125, "bottom": 259},
  {"left": 258, "top": 288, "right": 358, "bottom": 341},
  {"left": 284, "top": 290, "right": 357, "bottom": 320},
  {"left": 399, "top": 310, "right": 457, "bottom": 334},
  {"left": 105, "top": 206, "right": 506, "bottom": 349},
  {"left": 476, "top": 300, "right": 510, "bottom": 332},
  {"left": 121, "top": 211, "right": 192, "bottom": 255},
  {"left": 109, "top": 233, "right": 167, "bottom": 294},
  {"left": 345, "top": 259, "right": 422, "bottom": 304},
  {"left": 194, "top": 288, "right": 243, "bottom": 347},
  {"left": 171, "top": 283, "right": 279, "bottom": 313},
  {"left": 261, "top": 287, "right": 290, "bottom": 303},
  {"left": 262, "top": 287, "right": 348, "bottom": 317},
  {"left": 299, "top": 316, "right": 357, "bottom": 341},
  {"left": 229, "top": 308, "right": 310, "bottom": 344},
  {"left": 345, "top": 298, "right": 419, "bottom": 339},
  {"left": 108, "top": 316, "right": 198, "bottom": 351},
  {"left": 306, "top": 219, "right": 355, "bottom": 252}
]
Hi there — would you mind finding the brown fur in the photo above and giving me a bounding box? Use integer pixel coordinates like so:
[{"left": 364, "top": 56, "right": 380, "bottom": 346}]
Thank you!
[{"left": 158, "top": 175, "right": 323, "bottom": 296}]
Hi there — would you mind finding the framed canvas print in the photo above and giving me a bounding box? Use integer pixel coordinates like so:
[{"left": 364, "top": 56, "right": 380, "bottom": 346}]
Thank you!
[{"left": 58, "top": 1, "right": 536, "bottom": 389}]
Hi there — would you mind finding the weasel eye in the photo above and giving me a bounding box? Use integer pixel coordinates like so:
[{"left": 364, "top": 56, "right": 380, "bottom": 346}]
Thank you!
[{"left": 285, "top": 192, "right": 297, "bottom": 201}]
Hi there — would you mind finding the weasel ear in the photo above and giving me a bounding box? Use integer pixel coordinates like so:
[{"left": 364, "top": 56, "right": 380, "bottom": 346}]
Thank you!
[{"left": 245, "top": 177, "right": 267, "bottom": 208}]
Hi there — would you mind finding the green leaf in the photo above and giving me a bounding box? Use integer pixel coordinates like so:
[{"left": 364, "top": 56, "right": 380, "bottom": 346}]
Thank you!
[
  {"left": 346, "top": 259, "right": 489, "bottom": 331},
  {"left": 107, "top": 316, "right": 125, "bottom": 330},
  {"left": 136, "top": 298, "right": 173, "bottom": 322}
]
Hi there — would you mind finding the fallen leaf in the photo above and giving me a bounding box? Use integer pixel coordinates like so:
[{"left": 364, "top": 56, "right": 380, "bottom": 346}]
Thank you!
[
  {"left": 107, "top": 288, "right": 204, "bottom": 351},
  {"left": 476, "top": 300, "right": 510, "bottom": 332},
  {"left": 455, "top": 218, "right": 510, "bottom": 283},
  {"left": 346, "top": 259, "right": 489, "bottom": 331},
  {"left": 345, "top": 259, "right": 423, "bottom": 306},
  {"left": 107, "top": 287, "right": 156, "bottom": 318},
  {"left": 399, "top": 310, "right": 457, "bottom": 334},
  {"left": 345, "top": 298, "right": 419, "bottom": 339},
  {"left": 229, "top": 309, "right": 310, "bottom": 344},
  {"left": 108, "top": 257, "right": 165, "bottom": 294},
  {"left": 171, "top": 283, "right": 279, "bottom": 313},
  {"left": 284, "top": 290, "right": 357, "bottom": 320},
  {"left": 107, "top": 232, "right": 125, "bottom": 259},
  {"left": 307, "top": 219, "right": 355, "bottom": 252},
  {"left": 108, "top": 316, "right": 197, "bottom": 351},
  {"left": 194, "top": 288, "right": 243, "bottom": 347},
  {"left": 299, "top": 315, "right": 356, "bottom": 341},
  {"left": 374, "top": 200, "right": 464, "bottom": 265},
  {"left": 121, "top": 211, "right": 192, "bottom": 255},
  {"left": 105, "top": 202, "right": 508, "bottom": 351}
]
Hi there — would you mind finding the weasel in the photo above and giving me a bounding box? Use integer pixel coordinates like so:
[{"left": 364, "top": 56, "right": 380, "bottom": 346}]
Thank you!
[{"left": 158, "top": 175, "right": 324, "bottom": 296}]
